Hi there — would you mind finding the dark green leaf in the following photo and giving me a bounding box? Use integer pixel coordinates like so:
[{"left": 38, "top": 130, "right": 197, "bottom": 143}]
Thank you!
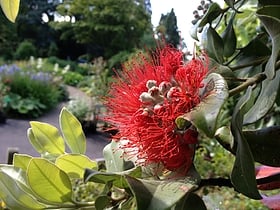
[
  {"left": 126, "top": 176, "right": 198, "bottom": 210},
  {"left": 231, "top": 86, "right": 262, "bottom": 199},
  {"left": 257, "top": 6, "right": 280, "bottom": 79},
  {"left": 202, "top": 26, "right": 224, "bottom": 63},
  {"left": 95, "top": 195, "right": 110, "bottom": 210},
  {"left": 244, "top": 126, "right": 280, "bottom": 166},
  {"left": 221, "top": 15, "right": 237, "bottom": 57},
  {"left": 175, "top": 193, "right": 207, "bottom": 210},
  {"left": 84, "top": 167, "right": 141, "bottom": 189},
  {"left": 179, "top": 73, "right": 228, "bottom": 137},
  {"left": 244, "top": 70, "right": 280, "bottom": 124},
  {"left": 199, "top": 3, "right": 222, "bottom": 27}
]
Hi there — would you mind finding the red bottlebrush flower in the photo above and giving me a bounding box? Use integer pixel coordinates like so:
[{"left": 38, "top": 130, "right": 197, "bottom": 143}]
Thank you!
[{"left": 104, "top": 46, "right": 208, "bottom": 173}]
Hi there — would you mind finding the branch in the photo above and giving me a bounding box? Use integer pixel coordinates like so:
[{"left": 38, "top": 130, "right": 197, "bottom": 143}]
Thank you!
[
  {"left": 229, "top": 73, "right": 266, "bottom": 96},
  {"left": 199, "top": 178, "right": 233, "bottom": 188}
]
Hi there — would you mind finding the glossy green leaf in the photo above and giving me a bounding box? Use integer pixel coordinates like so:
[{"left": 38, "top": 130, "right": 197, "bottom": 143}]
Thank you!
[
  {"left": 84, "top": 166, "right": 141, "bottom": 189},
  {"left": 257, "top": 6, "right": 280, "bottom": 79},
  {"left": 215, "top": 126, "right": 234, "bottom": 150},
  {"left": 27, "top": 158, "right": 73, "bottom": 204},
  {"left": 175, "top": 192, "right": 207, "bottom": 210},
  {"left": 59, "top": 107, "right": 86, "bottom": 154},
  {"left": 244, "top": 70, "right": 280, "bottom": 124},
  {"left": 126, "top": 176, "right": 198, "bottom": 210},
  {"left": 13, "top": 154, "right": 32, "bottom": 171},
  {"left": 29, "top": 121, "right": 65, "bottom": 155},
  {"left": 221, "top": 15, "right": 237, "bottom": 57},
  {"left": 179, "top": 73, "right": 228, "bottom": 137},
  {"left": 202, "top": 26, "right": 224, "bottom": 63},
  {"left": 199, "top": 2, "right": 222, "bottom": 27},
  {"left": 55, "top": 154, "right": 97, "bottom": 179},
  {"left": 0, "top": 166, "right": 46, "bottom": 210},
  {"left": 231, "top": 86, "right": 262, "bottom": 199},
  {"left": 244, "top": 126, "right": 280, "bottom": 167},
  {"left": 103, "top": 141, "right": 134, "bottom": 172},
  {"left": 190, "top": 19, "right": 201, "bottom": 41},
  {"left": 0, "top": 0, "right": 20, "bottom": 22}
]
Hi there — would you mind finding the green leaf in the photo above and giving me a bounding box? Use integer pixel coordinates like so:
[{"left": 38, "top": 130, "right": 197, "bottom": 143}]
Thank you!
[
  {"left": 0, "top": 166, "right": 46, "bottom": 210},
  {"left": 126, "top": 176, "right": 198, "bottom": 210},
  {"left": 244, "top": 126, "right": 280, "bottom": 167},
  {"left": 221, "top": 15, "right": 237, "bottom": 57},
  {"left": 230, "top": 86, "right": 262, "bottom": 199},
  {"left": 55, "top": 154, "right": 97, "bottom": 179},
  {"left": 257, "top": 6, "right": 280, "bottom": 79},
  {"left": 175, "top": 193, "right": 207, "bottom": 210},
  {"left": 179, "top": 73, "right": 228, "bottom": 137},
  {"left": 84, "top": 167, "right": 142, "bottom": 189},
  {"left": 95, "top": 195, "right": 110, "bottom": 210},
  {"left": 29, "top": 121, "right": 65, "bottom": 155},
  {"left": 244, "top": 70, "right": 280, "bottom": 124},
  {"left": 199, "top": 2, "right": 222, "bottom": 27},
  {"left": 13, "top": 154, "right": 32, "bottom": 171},
  {"left": 59, "top": 107, "right": 86, "bottom": 154},
  {"left": 202, "top": 26, "right": 224, "bottom": 63},
  {"left": 103, "top": 141, "right": 134, "bottom": 172},
  {"left": 0, "top": 0, "right": 20, "bottom": 22},
  {"left": 27, "top": 158, "right": 74, "bottom": 204}
]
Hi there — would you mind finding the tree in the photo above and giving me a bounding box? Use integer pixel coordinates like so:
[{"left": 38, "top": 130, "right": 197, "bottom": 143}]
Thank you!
[
  {"left": 52, "top": 0, "right": 152, "bottom": 59},
  {"left": 156, "top": 8, "right": 180, "bottom": 48}
]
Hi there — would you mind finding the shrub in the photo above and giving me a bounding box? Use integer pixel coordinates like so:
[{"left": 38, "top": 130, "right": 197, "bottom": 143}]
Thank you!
[
  {"left": 14, "top": 40, "right": 36, "bottom": 60},
  {"left": 0, "top": 64, "right": 62, "bottom": 118}
]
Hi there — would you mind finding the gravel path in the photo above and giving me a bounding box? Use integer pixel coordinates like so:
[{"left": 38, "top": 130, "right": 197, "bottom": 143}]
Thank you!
[{"left": 0, "top": 86, "right": 110, "bottom": 163}]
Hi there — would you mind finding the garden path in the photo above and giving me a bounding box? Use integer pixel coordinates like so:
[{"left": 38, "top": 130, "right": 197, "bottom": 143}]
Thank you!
[{"left": 0, "top": 86, "right": 109, "bottom": 163}]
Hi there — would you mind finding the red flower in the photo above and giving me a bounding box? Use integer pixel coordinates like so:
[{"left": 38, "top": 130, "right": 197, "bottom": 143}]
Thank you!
[{"left": 104, "top": 46, "right": 208, "bottom": 173}]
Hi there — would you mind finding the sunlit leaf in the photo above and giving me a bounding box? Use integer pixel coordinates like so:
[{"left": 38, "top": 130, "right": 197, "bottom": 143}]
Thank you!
[
  {"left": 55, "top": 154, "right": 97, "bottom": 179},
  {"left": 59, "top": 107, "right": 86, "bottom": 154},
  {"left": 244, "top": 70, "right": 280, "bottom": 124},
  {"left": 103, "top": 141, "right": 134, "bottom": 172},
  {"left": 0, "top": 0, "right": 20, "bottom": 22},
  {"left": 27, "top": 158, "right": 73, "bottom": 204},
  {"left": 29, "top": 121, "right": 65, "bottom": 155},
  {"left": 126, "top": 176, "right": 198, "bottom": 210},
  {"left": 231, "top": 86, "right": 262, "bottom": 199},
  {"left": 13, "top": 154, "right": 32, "bottom": 171},
  {"left": 257, "top": 6, "right": 280, "bottom": 79},
  {"left": 179, "top": 73, "right": 228, "bottom": 137},
  {"left": 0, "top": 166, "right": 46, "bottom": 210}
]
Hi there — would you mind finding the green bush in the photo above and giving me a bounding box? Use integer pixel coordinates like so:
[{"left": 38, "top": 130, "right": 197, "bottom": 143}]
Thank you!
[
  {"left": 0, "top": 64, "right": 62, "bottom": 118},
  {"left": 14, "top": 40, "right": 36, "bottom": 60},
  {"left": 62, "top": 71, "right": 84, "bottom": 86}
]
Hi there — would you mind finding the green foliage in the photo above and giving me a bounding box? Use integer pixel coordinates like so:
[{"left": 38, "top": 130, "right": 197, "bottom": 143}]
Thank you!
[
  {"left": 14, "top": 40, "right": 36, "bottom": 60},
  {"left": 62, "top": 71, "right": 84, "bottom": 86},
  {"left": 0, "top": 64, "right": 62, "bottom": 118}
]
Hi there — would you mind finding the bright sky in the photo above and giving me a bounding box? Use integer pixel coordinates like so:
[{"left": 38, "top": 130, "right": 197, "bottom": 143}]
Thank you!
[{"left": 150, "top": 0, "right": 223, "bottom": 50}]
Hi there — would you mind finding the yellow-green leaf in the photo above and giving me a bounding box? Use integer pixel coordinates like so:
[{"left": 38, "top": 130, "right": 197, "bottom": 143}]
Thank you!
[
  {"left": 59, "top": 107, "right": 86, "bottom": 154},
  {"left": 13, "top": 154, "right": 32, "bottom": 171},
  {"left": 27, "top": 158, "right": 73, "bottom": 204},
  {"left": 55, "top": 154, "right": 97, "bottom": 179},
  {"left": 0, "top": 0, "right": 20, "bottom": 22}
]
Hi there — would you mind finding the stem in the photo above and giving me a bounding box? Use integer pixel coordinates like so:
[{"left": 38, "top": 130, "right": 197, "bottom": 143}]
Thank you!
[
  {"left": 229, "top": 73, "right": 266, "bottom": 96},
  {"left": 199, "top": 178, "right": 233, "bottom": 188}
]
